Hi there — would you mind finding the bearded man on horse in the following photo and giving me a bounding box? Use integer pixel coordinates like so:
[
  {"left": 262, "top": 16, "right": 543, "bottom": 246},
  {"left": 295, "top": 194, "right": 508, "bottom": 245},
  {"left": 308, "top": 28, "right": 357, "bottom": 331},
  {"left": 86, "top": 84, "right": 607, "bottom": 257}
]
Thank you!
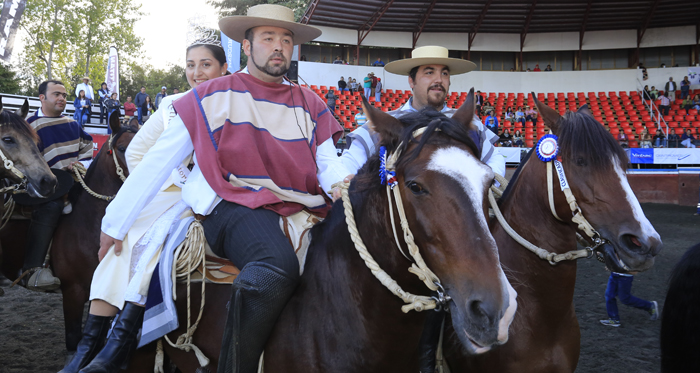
[
  {"left": 333, "top": 46, "right": 505, "bottom": 200},
  {"left": 15, "top": 80, "right": 93, "bottom": 291},
  {"left": 66, "top": 5, "right": 351, "bottom": 373}
]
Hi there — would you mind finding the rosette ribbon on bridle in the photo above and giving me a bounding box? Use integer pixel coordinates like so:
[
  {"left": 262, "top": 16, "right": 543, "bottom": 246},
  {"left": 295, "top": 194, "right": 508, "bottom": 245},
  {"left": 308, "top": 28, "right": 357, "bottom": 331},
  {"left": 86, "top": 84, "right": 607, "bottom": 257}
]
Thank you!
[{"left": 379, "top": 146, "right": 398, "bottom": 189}]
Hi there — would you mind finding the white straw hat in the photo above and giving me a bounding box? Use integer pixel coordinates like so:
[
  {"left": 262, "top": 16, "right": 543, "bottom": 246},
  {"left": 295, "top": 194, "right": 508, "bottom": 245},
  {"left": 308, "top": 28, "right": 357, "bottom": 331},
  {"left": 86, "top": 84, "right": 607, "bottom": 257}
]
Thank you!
[
  {"left": 219, "top": 4, "right": 322, "bottom": 45},
  {"left": 384, "top": 46, "right": 476, "bottom": 76}
]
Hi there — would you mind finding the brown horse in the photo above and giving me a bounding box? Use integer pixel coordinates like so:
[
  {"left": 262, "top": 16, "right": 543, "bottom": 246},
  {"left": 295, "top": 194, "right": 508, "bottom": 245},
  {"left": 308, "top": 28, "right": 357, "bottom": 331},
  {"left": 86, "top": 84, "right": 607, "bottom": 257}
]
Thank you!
[
  {"left": 0, "top": 98, "right": 56, "bottom": 198},
  {"left": 0, "top": 113, "right": 138, "bottom": 354},
  {"left": 158, "top": 90, "right": 517, "bottom": 372},
  {"left": 444, "top": 95, "right": 662, "bottom": 372}
]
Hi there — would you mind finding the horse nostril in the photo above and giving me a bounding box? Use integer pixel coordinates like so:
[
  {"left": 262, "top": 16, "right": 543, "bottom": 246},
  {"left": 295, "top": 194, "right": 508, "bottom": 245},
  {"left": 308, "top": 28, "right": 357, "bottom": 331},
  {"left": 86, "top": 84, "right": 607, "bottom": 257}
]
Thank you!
[{"left": 629, "top": 235, "right": 642, "bottom": 248}]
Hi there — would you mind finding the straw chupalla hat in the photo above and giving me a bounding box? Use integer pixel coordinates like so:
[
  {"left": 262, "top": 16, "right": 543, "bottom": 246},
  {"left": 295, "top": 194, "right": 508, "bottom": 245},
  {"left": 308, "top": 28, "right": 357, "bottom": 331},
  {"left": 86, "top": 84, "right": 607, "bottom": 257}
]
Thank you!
[
  {"left": 384, "top": 46, "right": 476, "bottom": 76},
  {"left": 219, "top": 4, "right": 322, "bottom": 45}
]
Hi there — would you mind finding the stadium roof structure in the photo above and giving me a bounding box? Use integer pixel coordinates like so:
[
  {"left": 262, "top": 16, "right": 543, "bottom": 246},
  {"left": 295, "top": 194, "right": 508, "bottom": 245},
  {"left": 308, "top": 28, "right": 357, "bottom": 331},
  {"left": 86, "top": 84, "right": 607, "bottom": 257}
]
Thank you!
[{"left": 300, "top": 0, "right": 700, "bottom": 51}]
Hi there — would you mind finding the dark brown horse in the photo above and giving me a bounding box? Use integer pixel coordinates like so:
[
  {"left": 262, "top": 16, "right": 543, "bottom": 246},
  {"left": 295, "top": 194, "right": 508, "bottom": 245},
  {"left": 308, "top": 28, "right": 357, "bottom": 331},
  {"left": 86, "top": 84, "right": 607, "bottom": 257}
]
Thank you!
[
  {"left": 158, "top": 90, "right": 517, "bottom": 372},
  {"left": 0, "top": 113, "right": 138, "bottom": 354},
  {"left": 444, "top": 95, "right": 662, "bottom": 372}
]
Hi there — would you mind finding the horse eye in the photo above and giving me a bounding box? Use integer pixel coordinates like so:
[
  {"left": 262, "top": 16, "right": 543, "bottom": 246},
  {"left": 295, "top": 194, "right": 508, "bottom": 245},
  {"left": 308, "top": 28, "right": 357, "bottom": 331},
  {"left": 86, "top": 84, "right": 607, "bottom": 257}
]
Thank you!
[
  {"left": 118, "top": 146, "right": 126, "bottom": 152},
  {"left": 576, "top": 157, "right": 587, "bottom": 167},
  {"left": 2, "top": 136, "right": 15, "bottom": 144},
  {"left": 407, "top": 181, "right": 426, "bottom": 195}
]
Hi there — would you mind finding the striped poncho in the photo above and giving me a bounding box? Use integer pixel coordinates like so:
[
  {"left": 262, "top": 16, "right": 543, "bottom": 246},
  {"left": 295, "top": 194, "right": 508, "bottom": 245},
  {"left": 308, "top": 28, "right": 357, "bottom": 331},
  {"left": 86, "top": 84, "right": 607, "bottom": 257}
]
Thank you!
[{"left": 27, "top": 112, "right": 93, "bottom": 170}]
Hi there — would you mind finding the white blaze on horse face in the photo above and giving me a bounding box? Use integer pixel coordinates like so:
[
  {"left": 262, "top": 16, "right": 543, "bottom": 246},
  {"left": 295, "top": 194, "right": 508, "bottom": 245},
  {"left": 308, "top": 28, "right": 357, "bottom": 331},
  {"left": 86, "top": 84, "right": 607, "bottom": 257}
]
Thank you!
[
  {"left": 426, "top": 146, "right": 496, "bottom": 252},
  {"left": 613, "top": 159, "right": 660, "bottom": 241}
]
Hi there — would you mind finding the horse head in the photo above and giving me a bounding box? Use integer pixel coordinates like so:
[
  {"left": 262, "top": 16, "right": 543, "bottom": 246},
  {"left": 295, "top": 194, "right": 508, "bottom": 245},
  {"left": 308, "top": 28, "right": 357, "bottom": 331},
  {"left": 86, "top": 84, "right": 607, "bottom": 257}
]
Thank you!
[
  {"left": 104, "top": 110, "right": 138, "bottom": 180},
  {"left": 360, "top": 88, "right": 517, "bottom": 354},
  {"left": 0, "top": 97, "right": 56, "bottom": 197},
  {"left": 532, "top": 93, "right": 661, "bottom": 272}
]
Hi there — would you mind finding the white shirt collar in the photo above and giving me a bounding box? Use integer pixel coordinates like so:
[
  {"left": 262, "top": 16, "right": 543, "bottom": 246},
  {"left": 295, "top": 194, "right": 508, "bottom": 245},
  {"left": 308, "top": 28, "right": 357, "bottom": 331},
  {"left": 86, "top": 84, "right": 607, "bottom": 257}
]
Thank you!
[{"left": 399, "top": 97, "right": 449, "bottom": 113}]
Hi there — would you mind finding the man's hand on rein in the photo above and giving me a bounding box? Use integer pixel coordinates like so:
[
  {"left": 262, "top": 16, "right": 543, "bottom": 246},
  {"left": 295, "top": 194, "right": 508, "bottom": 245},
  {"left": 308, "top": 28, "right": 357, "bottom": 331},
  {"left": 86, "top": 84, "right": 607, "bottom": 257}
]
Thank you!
[{"left": 332, "top": 174, "right": 355, "bottom": 202}]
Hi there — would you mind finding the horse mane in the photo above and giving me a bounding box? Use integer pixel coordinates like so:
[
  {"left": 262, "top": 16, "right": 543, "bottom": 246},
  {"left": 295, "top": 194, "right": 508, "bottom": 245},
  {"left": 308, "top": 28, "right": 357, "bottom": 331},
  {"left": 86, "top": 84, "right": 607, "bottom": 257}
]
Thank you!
[
  {"left": 353, "top": 108, "right": 480, "bottom": 194},
  {"left": 0, "top": 109, "right": 38, "bottom": 143},
  {"left": 558, "top": 110, "right": 629, "bottom": 171},
  {"left": 499, "top": 147, "right": 533, "bottom": 203}
]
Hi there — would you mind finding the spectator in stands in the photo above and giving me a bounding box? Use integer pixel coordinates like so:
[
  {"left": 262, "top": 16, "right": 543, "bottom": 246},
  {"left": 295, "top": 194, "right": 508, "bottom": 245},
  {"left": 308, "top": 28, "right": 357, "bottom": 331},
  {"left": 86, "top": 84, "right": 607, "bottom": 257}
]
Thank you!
[
  {"left": 639, "top": 63, "right": 648, "bottom": 81},
  {"left": 526, "top": 68, "right": 531, "bottom": 72},
  {"left": 682, "top": 96, "right": 694, "bottom": 110},
  {"left": 693, "top": 94, "right": 700, "bottom": 110},
  {"left": 97, "top": 82, "right": 110, "bottom": 125},
  {"left": 75, "top": 76, "right": 94, "bottom": 123},
  {"left": 375, "top": 78, "right": 382, "bottom": 102},
  {"left": 640, "top": 128, "right": 652, "bottom": 148},
  {"left": 525, "top": 105, "right": 538, "bottom": 122},
  {"left": 544, "top": 64, "right": 552, "bottom": 71},
  {"left": 515, "top": 106, "right": 526, "bottom": 124},
  {"left": 372, "top": 57, "right": 385, "bottom": 67},
  {"left": 533, "top": 64, "right": 541, "bottom": 72},
  {"left": 349, "top": 78, "right": 358, "bottom": 93},
  {"left": 142, "top": 95, "right": 155, "bottom": 122},
  {"left": 475, "top": 90, "right": 484, "bottom": 113},
  {"left": 20, "top": 80, "right": 93, "bottom": 292},
  {"left": 73, "top": 89, "right": 92, "bottom": 127},
  {"left": 513, "top": 129, "right": 525, "bottom": 147},
  {"left": 173, "top": 88, "right": 180, "bottom": 94},
  {"left": 370, "top": 72, "right": 378, "bottom": 96},
  {"left": 504, "top": 107, "right": 515, "bottom": 123},
  {"left": 134, "top": 86, "right": 147, "bottom": 124},
  {"left": 155, "top": 86, "right": 167, "bottom": 110},
  {"left": 338, "top": 76, "right": 348, "bottom": 92},
  {"left": 643, "top": 85, "right": 651, "bottom": 101},
  {"left": 123, "top": 95, "right": 136, "bottom": 118},
  {"left": 660, "top": 63, "right": 666, "bottom": 68},
  {"left": 681, "top": 129, "right": 696, "bottom": 148},
  {"left": 300, "top": 55, "right": 307, "bottom": 61},
  {"left": 363, "top": 73, "right": 372, "bottom": 98},
  {"left": 333, "top": 56, "right": 343, "bottom": 64},
  {"left": 485, "top": 111, "right": 499, "bottom": 134},
  {"left": 658, "top": 92, "right": 671, "bottom": 116},
  {"left": 667, "top": 131, "right": 680, "bottom": 148},
  {"left": 617, "top": 131, "right": 629, "bottom": 148},
  {"left": 325, "top": 89, "right": 338, "bottom": 110},
  {"left": 653, "top": 129, "right": 666, "bottom": 148},
  {"left": 681, "top": 76, "right": 691, "bottom": 99},
  {"left": 499, "top": 128, "right": 513, "bottom": 147},
  {"left": 346, "top": 76, "right": 353, "bottom": 92},
  {"left": 481, "top": 101, "right": 494, "bottom": 117},
  {"left": 104, "top": 92, "right": 121, "bottom": 123},
  {"left": 650, "top": 86, "right": 658, "bottom": 100},
  {"left": 354, "top": 106, "right": 366, "bottom": 127},
  {"left": 664, "top": 77, "right": 677, "bottom": 101}
]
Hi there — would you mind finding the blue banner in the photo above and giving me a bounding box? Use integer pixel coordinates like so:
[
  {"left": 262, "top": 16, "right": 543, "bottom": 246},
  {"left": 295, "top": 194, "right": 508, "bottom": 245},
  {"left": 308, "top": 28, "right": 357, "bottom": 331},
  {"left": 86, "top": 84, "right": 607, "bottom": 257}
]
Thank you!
[
  {"left": 628, "top": 148, "right": 654, "bottom": 164},
  {"left": 220, "top": 32, "right": 240, "bottom": 73}
]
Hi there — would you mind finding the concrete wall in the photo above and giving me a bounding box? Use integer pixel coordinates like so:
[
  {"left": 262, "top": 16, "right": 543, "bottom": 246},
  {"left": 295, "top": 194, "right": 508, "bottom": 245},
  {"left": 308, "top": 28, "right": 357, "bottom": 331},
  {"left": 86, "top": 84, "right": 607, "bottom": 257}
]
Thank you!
[{"left": 298, "top": 63, "right": 700, "bottom": 95}]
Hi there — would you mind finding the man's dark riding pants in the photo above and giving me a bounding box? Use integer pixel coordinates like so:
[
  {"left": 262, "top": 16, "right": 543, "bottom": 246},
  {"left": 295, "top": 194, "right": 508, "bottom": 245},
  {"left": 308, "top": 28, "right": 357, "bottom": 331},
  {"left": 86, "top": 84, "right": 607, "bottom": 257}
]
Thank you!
[{"left": 202, "top": 200, "right": 300, "bottom": 373}]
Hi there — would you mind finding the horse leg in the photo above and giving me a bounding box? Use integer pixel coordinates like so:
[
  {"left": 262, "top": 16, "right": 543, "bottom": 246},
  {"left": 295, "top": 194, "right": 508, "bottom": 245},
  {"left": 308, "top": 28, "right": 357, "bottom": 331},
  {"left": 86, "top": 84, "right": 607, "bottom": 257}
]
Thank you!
[
  {"left": 124, "top": 343, "right": 157, "bottom": 373},
  {"left": 61, "top": 283, "right": 89, "bottom": 352}
]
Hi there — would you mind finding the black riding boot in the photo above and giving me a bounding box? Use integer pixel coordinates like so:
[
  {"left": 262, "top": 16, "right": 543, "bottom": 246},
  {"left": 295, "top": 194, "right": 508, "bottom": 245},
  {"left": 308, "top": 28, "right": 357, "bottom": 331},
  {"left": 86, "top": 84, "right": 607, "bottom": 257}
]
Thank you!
[
  {"left": 59, "top": 314, "right": 113, "bottom": 373},
  {"left": 218, "top": 262, "right": 299, "bottom": 373},
  {"left": 22, "top": 198, "right": 63, "bottom": 291},
  {"left": 79, "top": 303, "right": 145, "bottom": 373},
  {"left": 418, "top": 309, "right": 446, "bottom": 373}
]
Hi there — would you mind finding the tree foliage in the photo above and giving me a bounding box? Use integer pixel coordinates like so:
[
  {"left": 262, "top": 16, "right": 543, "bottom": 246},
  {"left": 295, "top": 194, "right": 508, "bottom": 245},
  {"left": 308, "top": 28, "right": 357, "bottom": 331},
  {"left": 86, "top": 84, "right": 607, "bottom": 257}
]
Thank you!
[
  {"left": 0, "top": 62, "right": 22, "bottom": 94},
  {"left": 120, "top": 62, "right": 188, "bottom": 101},
  {"left": 208, "top": 0, "right": 310, "bottom": 21}
]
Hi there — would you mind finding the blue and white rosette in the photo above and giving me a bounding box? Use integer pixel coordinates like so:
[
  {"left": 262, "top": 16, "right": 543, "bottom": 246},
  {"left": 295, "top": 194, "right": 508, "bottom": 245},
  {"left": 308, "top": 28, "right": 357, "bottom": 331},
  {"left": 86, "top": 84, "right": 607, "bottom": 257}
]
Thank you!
[
  {"left": 379, "top": 146, "right": 398, "bottom": 188},
  {"left": 536, "top": 134, "right": 559, "bottom": 162}
]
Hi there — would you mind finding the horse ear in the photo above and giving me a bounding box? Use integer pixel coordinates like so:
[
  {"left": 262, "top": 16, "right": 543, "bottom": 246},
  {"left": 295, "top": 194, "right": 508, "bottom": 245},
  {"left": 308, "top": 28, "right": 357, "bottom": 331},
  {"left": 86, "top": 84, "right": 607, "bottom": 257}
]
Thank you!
[
  {"left": 577, "top": 104, "right": 592, "bottom": 117},
  {"left": 531, "top": 92, "right": 561, "bottom": 134},
  {"left": 361, "top": 95, "right": 403, "bottom": 143},
  {"left": 108, "top": 109, "right": 121, "bottom": 134},
  {"left": 451, "top": 87, "right": 476, "bottom": 131},
  {"left": 14, "top": 99, "right": 29, "bottom": 119}
]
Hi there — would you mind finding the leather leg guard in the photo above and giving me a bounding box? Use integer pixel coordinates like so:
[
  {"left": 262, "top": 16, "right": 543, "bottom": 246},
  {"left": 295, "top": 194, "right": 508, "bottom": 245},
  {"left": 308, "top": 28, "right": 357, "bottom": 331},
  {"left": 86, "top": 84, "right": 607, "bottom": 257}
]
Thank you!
[
  {"left": 218, "top": 262, "right": 299, "bottom": 373},
  {"left": 79, "top": 303, "right": 144, "bottom": 373},
  {"left": 22, "top": 198, "right": 63, "bottom": 291},
  {"left": 59, "top": 314, "right": 113, "bottom": 373},
  {"left": 418, "top": 309, "right": 446, "bottom": 373}
]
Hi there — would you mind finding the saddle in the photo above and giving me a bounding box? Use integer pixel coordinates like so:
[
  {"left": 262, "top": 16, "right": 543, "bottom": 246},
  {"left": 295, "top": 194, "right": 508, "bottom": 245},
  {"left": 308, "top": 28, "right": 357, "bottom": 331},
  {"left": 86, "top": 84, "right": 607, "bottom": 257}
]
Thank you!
[{"left": 181, "top": 210, "right": 321, "bottom": 285}]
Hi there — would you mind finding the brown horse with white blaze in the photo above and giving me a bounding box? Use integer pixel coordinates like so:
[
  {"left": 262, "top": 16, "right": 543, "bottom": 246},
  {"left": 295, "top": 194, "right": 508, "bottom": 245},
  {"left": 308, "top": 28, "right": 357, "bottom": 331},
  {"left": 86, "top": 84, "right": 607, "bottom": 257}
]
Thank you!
[
  {"left": 444, "top": 94, "right": 662, "bottom": 372},
  {"left": 159, "top": 89, "right": 517, "bottom": 372}
]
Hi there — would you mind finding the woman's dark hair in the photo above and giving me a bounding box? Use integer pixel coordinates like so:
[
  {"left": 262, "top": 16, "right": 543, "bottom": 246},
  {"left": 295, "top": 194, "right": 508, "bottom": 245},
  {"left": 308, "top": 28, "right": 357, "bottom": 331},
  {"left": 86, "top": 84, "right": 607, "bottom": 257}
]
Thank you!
[
  {"left": 78, "top": 90, "right": 86, "bottom": 98},
  {"left": 187, "top": 43, "right": 227, "bottom": 68},
  {"left": 101, "top": 82, "right": 107, "bottom": 87}
]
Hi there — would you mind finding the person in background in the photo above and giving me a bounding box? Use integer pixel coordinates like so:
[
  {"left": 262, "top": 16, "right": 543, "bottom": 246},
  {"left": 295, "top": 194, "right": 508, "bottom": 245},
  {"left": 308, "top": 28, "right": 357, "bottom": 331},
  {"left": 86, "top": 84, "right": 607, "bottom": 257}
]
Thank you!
[
  {"left": 337, "top": 77, "right": 348, "bottom": 92},
  {"left": 642, "top": 85, "right": 651, "bottom": 101},
  {"left": 640, "top": 127, "right": 652, "bottom": 148},
  {"left": 134, "top": 86, "right": 147, "bottom": 124},
  {"left": 658, "top": 92, "right": 671, "bottom": 116},
  {"left": 600, "top": 271, "right": 659, "bottom": 327},
  {"left": 142, "top": 95, "right": 155, "bottom": 122},
  {"left": 617, "top": 130, "right": 629, "bottom": 148},
  {"left": 533, "top": 64, "right": 541, "bottom": 71},
  {"left": 363, "top": 73, "right": 372, "bottom": 98},
  {"left": 499, "top": 128, "right": 513, "bottom": 147},
  {"left": 73, "top": 89, "right": 91, "bottom": 127},
  {"left": 475, "top": 90, "right": 484, "bottom": 114},
  {"left": 97, "top": 82, "right": 110, "bottom": 125},
  {"left": 653, "top": 129, "right": 666, "bottom": 148},
  {"left": 173, "top": 88, "right": 180, "bottom": 94},
  {"left": 333, "top": 55, "right": 343, "bottom": 64},
  {"left": 372, "top": 57, "right": 385, "bottom": 67},
  {"left": 504, "top": 107, "right": 515, "bottom": 123},
  {"left": 484, "top": 110, "right": 499, "bottom": 134},
  {"left": 649, "top": 86, "right": 659, "bottom": 100},
  {"left": 155, "top": 86, "right": 167, "bottom": 110},
  {"left": 513, "top": 129, "right": 524, "bottom": 147},
  {"left": 75, "top": 76, "right": 95, "bottom": 123},
  {"left": 370, "top": 72, "right": 378, "bottom": 97},
  {"left": 682, "top": 96, "right": 694, "bottom": 110},
  {"left": 525, "top": 105, "right": 537, "bottom": 122},
  {"left": 664, "top": 77, "right": 677, "bottom": 101},
  {"left": 667, "top": 130, "right": 680, "bottom": 148},
  {"left": 349, "top": 78, "right": 357, "bottom": 93},
  {"left": 325, "top": 89, "right": 338, "bottom": 111},
  {"left": 693, "top": 94, "right": 700, "bottom": 110},
  {"left": 104, "top": 92, "right": 121, "bottom": 127},
  {"left": 374, "top": 77, "right": 382, "bottom": 102},
  {"left": 481, "top": 100, "right": 494, "bottom": 118},
  {"left": 544, "top": 64, "right": 552, "bottom": 71},
  {"left": 123, "top": 95, "right": 136, "bottom": 119},
  {"left": 515, "top": 106, "right": 526, "bottom": 124},
  {"left": 354, "top": 105, "right": 366, "bottom": 127},
  {"left": 681, "top": 128, "right": 696, "bottom": 148},
  {"left": 346, "top": 76, "right": 353, "bottom": 92},
  {"left": 680, "top": 76, "right": 691, "bottom": 99}
]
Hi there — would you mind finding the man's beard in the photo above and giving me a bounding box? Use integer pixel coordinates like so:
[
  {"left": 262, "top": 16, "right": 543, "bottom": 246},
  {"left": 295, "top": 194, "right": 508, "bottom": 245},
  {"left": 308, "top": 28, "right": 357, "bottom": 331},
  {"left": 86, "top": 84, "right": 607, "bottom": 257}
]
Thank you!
[
  {"left": 250, "top": 44, "right": 289, "bottom": 77},
  {"left": 426, "top": 84, "right": 447, "bottom": 108}
]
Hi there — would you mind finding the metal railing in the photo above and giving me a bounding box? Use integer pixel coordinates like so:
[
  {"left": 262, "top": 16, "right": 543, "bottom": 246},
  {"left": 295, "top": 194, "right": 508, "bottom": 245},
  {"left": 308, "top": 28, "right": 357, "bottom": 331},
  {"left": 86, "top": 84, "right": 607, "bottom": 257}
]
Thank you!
[{"left": 635, "top": 78, "right": 669, "bottom": 136}]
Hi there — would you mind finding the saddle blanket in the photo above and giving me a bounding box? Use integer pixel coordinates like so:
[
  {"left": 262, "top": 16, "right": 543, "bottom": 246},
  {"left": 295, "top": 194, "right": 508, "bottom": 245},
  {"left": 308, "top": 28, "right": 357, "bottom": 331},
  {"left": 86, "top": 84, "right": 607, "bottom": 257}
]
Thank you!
[{"left": 139, "top": 208, "right": 319, "bottom": 348}]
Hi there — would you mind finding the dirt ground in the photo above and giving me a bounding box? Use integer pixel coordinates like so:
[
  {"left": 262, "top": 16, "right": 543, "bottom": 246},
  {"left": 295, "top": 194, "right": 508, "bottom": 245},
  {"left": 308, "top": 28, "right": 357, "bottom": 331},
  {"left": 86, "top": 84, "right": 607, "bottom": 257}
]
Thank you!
[{"left": 0, "top": 203, "right": 698, "bottom": 373}]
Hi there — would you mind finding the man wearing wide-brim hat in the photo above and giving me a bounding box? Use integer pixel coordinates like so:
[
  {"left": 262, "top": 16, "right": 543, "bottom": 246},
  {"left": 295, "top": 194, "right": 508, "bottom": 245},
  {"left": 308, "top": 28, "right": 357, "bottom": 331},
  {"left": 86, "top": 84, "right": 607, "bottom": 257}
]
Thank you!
[
  {"left": 338, "top": 45, "right": 505, "bottom": 195},
  {"left": 74, "top": 76, "right": 95, "bottom": 123},
  {"left": 68, "top": 4, "right": 351, "bottom": 373}
]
